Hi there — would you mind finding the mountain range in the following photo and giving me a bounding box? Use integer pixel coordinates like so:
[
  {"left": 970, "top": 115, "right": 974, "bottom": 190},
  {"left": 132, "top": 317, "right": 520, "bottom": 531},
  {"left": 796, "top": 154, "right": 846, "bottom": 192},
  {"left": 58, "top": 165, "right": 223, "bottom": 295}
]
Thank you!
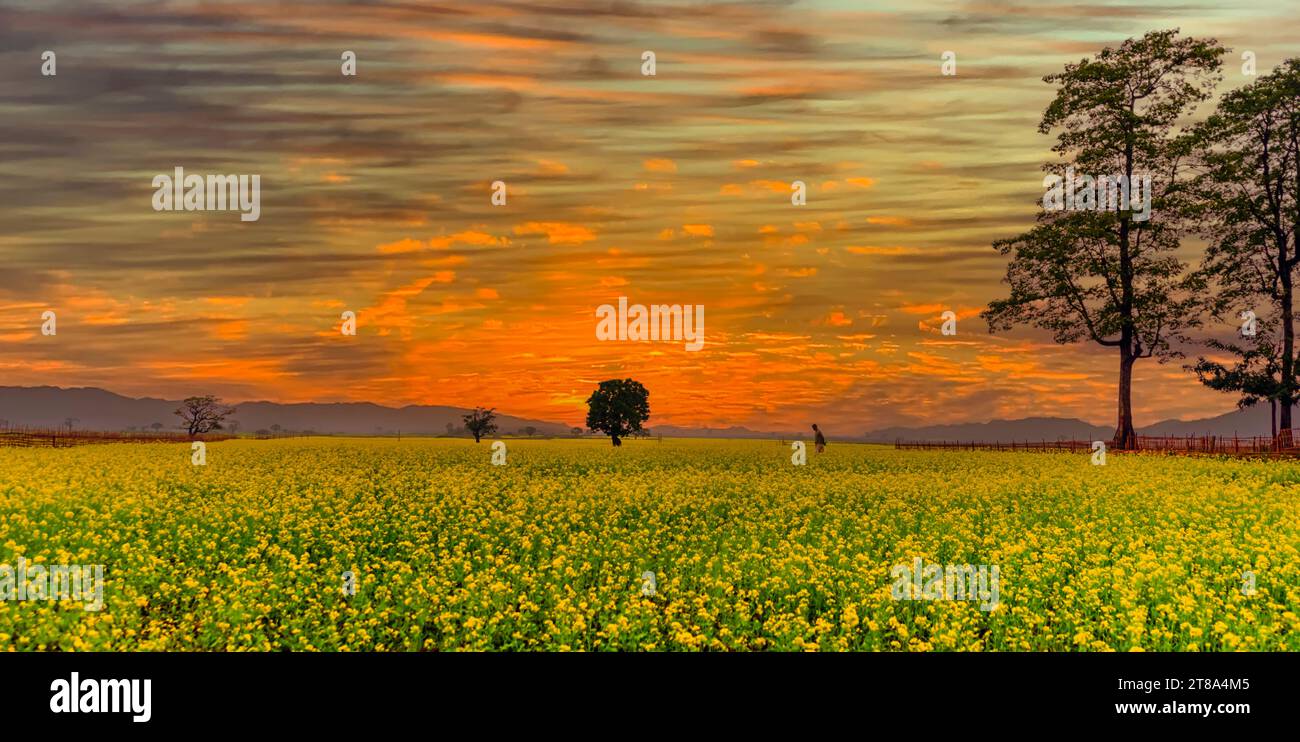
[
  {"left": 0, "top": 386, "right": 1287, "bottom": 440},
  {"left": 860, "top": 404, "right": 1289, "bottom": 442},
  {"left": 0, "top": 386, "right": 574, "bottom": 436}
]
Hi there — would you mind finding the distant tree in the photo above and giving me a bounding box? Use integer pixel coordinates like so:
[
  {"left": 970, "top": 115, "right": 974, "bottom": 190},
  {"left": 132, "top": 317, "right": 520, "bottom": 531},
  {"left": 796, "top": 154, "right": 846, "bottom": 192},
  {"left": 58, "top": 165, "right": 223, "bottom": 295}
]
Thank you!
[
  {"left": 271, "top": 424, "right": 282, "bottom": 434},
  {"left": 523, "top": 425, "right": 538, "bottom": 437},
  {"left": 175, "top": 396, "right": 236, "bottom": 437},
  {"left": 255, "top": 429, "right": 270, "bottom": 437},
  {"left": 64, "top": 417, "right": 78, "bottom": 431},
  {"left": 585, "top": 379, "right": 650, "bottom": 447},
  {"left": 571, "top": 427, "right": 583, "bottom": 437},
  {"left": 227, "top": 420, "right": 240, "bottom": 436},
  {"left": 150, "top": 422, "right": 163, "bottom": 432},
  {"left": 462, "top": 407, "right": 498, "bottom": 443}
]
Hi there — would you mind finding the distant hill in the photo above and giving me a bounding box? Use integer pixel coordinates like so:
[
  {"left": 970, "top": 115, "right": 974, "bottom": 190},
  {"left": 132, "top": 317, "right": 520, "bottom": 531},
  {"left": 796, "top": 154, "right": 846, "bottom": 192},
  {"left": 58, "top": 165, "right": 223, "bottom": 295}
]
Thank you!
[
  {"left": 1139, "top": 403, "right": 1290, "bottom": 437},
  {"left": 862, "top": 405, "right": 1293, "bottom": 443},
  {"left": 0, "top": 385, "right": 1288, "bottom": 441},
  {"left": 0, "top": 386, "right": 574, "bottom": 436},
  {"left": 862, "top": 417, "right": 1112, "bottom": 443}
]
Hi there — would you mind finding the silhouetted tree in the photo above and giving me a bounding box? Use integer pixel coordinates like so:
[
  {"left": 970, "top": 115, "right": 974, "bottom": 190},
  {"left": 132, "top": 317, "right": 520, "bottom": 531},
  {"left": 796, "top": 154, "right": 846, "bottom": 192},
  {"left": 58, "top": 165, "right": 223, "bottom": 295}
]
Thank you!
[
  {"left": 984, "top": 29, "right": 1224, "bottom": 449},
  {"left": 571, "top": 427, "right": 583, "bottom": 437},
  {"left": 175, "top": 396, "right": 235, "bottom": 437},
  {"left": 585, "top": 379, "right": 650, "bottom": 447},
  {"left": 1185, "top": 58, "right": 1300, "bottom": 440},
  {"left": 1191, "top": 325, "right": 1284, "bottom": 437},
  {"left": 463, "top": 407, "right": 498, "bottom": 443}
]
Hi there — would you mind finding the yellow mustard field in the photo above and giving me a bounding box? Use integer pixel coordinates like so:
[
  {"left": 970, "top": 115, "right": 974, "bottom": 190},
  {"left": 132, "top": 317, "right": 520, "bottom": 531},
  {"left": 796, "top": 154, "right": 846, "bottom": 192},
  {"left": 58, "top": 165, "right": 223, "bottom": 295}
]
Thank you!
[{"left": 0, "top": 437, "right": 1297, "bottom": 651}]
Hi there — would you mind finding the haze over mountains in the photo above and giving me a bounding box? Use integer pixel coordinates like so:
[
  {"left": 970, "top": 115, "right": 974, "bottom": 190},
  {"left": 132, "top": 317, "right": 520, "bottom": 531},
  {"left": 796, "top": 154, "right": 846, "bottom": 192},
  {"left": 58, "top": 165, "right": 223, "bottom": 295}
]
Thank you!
[
  {"left": 0, "top": 386, "right": 1286, "bottom": 440},
  {"left": 0, "top": 387, "right": 573, "bottom": 436}
]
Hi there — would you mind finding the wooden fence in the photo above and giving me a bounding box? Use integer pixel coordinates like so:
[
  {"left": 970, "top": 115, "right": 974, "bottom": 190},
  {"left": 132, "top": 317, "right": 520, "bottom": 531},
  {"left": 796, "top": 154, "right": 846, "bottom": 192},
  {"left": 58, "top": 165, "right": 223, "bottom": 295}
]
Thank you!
[
  {"left": 895, "top": 430, "right": 1300, "bottom": 456},
  {"left": 0, "top": 427, "right": 232, "bottom": 448}
]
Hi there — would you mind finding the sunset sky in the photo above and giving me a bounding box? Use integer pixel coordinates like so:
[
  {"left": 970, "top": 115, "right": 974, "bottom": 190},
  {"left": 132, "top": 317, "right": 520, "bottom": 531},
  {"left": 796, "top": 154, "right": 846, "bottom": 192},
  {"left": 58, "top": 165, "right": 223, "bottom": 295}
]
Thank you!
[{"left": 2, "top": 0, "right": 1298, "bottom": 432}]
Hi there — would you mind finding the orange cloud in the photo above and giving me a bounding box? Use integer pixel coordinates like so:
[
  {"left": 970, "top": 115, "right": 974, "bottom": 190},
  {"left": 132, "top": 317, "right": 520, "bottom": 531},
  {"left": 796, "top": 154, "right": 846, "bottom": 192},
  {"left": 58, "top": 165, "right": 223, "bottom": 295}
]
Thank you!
[
  {"left": 643, "top": 158, "right": 677, "bottom": 173},
  {"left": 513, "top": 222, "right": 597, "bottom": 245},
  {"left": 846, "top": 245, "right": 919, "bottom": 256},
  {"left": 867, "top": 215, "right": 913, "bottom": 227},
  {"left": 536, "top": 159, "right": 570, "bottom": 175},
  {"left": 899, "top": 303, "right": 946, "bottom": 315},
  {"left": 378, "top": 231, "right": 506, "bottom": 254}
]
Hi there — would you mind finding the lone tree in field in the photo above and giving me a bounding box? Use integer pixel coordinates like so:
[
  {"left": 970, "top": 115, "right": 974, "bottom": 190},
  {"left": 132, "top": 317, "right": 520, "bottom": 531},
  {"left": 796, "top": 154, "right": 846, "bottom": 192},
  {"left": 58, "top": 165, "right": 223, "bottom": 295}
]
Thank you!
[
  {"left": 983, "top": 29, "right": 1224, "bottom": 449},
  {"left": 175, "top": 395, "right": 235, "bottom": 437},
  {"left": 1185, "top": 58, "right": 1300, "bottom": 441},
  {"left": 585, "top": 379, "right": 650, "bottom": 447},
  {"left": 462, "top": 406, "right": 498, "bottom": 443}
]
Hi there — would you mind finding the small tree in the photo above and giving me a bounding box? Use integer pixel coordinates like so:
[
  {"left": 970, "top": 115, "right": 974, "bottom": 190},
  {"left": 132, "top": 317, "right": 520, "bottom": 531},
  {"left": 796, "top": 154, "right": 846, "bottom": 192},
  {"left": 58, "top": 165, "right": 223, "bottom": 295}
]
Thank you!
[
  {"left": 463, "top": 407, "right": 498, "bottom": 443},
  {"left": 1191, "top": 322, "right": 1286, "bottom": 437},
  {"left": 571, "top": 427, "right": 583, "bottom": 437},
  {"left": 585, "top": 379, "right": 650, "bottom": 447},
  {"left": 175, "top": 395, "right": 235, "bottom": 437},
  {"left": 523, "top": 425, "right": 538, "bottom": 437},
  {"left": 150, "top": 422, "right": 163, "bottom": 432}
]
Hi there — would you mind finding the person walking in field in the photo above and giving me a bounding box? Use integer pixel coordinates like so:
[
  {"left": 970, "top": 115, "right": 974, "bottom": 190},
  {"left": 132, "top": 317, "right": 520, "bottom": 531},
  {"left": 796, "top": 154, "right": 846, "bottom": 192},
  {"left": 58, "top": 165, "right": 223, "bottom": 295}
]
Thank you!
[{"left": 812, "top": 423, "right": 826, "bottom": 453}]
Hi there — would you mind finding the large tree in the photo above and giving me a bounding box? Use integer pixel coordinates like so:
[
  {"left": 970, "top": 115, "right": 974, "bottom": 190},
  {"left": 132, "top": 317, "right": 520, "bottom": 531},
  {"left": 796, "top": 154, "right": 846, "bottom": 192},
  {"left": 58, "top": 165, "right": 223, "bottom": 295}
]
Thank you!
[
  {"left": 175, "top": 395, "right": 235, "bottom": 437},
  {"left": 983, "top": 29, "right": 1224, "bottom": 448},
  {"left": 585, "top": 379, "right": 649, "bottom": 447},
  {"left": 1185, "top": 59, "right": 1300, "bottom": 440}
]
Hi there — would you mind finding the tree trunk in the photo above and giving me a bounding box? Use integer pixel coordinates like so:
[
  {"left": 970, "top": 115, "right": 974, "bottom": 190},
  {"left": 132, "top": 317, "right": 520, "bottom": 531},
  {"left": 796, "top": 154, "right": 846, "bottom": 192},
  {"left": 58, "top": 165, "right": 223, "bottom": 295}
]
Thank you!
[
  {"left": 1114, "top": 346, "right": 1137, "bottom": 450},
  {"left": 1280, "top": 244, "right": 1294, "bottom": 446},
  {"left": 1112, "top": 138, "right": 1138, "bottom": 452},
  {"left": 1271, "top": 398, "right": 1278, "bottom": 439},
  {"left": 611, "top": 434, "right": 622, "bottom": 447}
]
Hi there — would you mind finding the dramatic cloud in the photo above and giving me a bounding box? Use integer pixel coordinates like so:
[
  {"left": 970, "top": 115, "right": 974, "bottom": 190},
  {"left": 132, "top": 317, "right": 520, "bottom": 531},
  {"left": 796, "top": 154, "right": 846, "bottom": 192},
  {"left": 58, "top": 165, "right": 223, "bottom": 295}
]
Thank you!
[{"left": 0, "top": 0, "right": 1293, "bottom": 431}]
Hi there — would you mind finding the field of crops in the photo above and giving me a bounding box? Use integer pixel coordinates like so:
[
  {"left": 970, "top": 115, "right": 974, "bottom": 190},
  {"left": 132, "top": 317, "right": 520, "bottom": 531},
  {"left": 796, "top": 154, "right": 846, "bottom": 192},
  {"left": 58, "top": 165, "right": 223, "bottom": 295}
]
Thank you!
[{"left": 1, "top": 438, "right": 1297, "bottom": 651}]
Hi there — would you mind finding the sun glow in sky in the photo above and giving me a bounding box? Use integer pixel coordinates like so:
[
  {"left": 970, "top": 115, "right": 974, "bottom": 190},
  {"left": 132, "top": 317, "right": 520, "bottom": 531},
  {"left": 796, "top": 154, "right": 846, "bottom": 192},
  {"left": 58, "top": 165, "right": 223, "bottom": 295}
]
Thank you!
[{"left": 1, "top": 0, "right": 1297, "bottom": 431}]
